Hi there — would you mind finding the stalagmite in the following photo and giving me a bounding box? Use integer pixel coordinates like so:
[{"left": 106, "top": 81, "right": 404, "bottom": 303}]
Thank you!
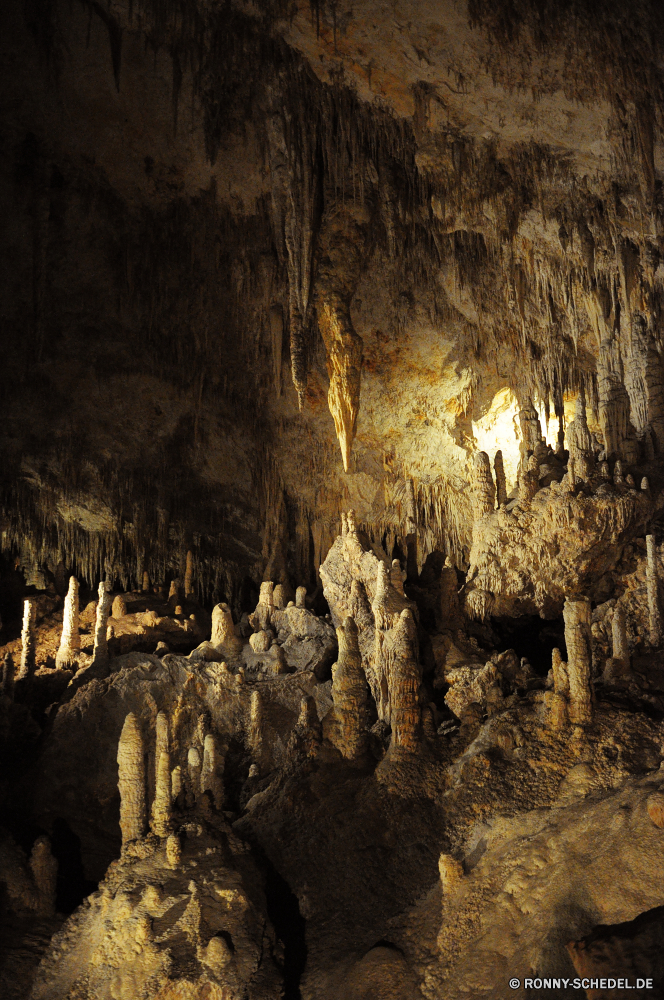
[
  {"left": 563, "top": 597, "right": 594, "bottom": 725},
  {"left": 91, "top": 580, "right": 112, "bottom": 668},
  {"left": 390, "top": 609, "right": 422, "bottom": 752},
  {"left": 200, "top": 734, "right": 224, "bottom": 810},
  {"left": 297, "top": 695, "right": 322, "bottom": 743},
  {"left": 18, "top": 598, "right": 37, "bottom": 681},
  {"left": 111, "top": 594, "right": 127, "bottom": 619},
  {"left": 1, "top": 653, "right": 15, "bottom": 700},
  {"left": 142, "top": 571, "right": 150, "bottom": 593},
  {"left": 184, "top": 550, "right": 195, "bottom": 598},
  {"left": 248, "top": 690, "right": 264, "bottom": 769},
  {"left": 273, "top": 584, "right": 288, "bottom": 610},
  {"left": 517, "top": 400, "right": 543, "bottom": 466},
  {"left": 156, "top": 711, "right": 169, "bottom": 763},
  {"left": 546, "top": 648, "right": 569, "bottom": 729},
  {"left": 646, "top": 534, "right": 663, "bottom": 646},
  {"left": 494, "top": 450, "right": 508, "bottom": 507},
  {"left": 29, "top": 836, "right": 58, "bottom": 917},
  {"left": 390, "top": 559, "right": 405, "bottom": 596},
  {"left": 250, "top": 582, "right": 275, "bottom": 631},
  {"left": 614, "top": 460, "right": 625, "bottom": 485},
  {"left": 642, "top": 477, "right": 650, "bottom": 492},
  {"left": 166, "top": 833, "right": 181, "bottom": 868},
  {"left": 171, "top": 766, "right": 183, "bottom": 804},
  {"left": 472, "top": 451, "right": 496, "bottom": 518},
  {"left": 187, "top": 747, "right": 202, "bottom": 804},
  {"left": 117, "top": 713, "right": 146, "bottom": 847},
  {"left": 151, "top": 750, "right": 172, "bottom": 838},
  {"left": 439, "top": 557, "right": 462, "bottom": 632},
  {"left": 612, "top": 606, "right": 630, "bottom": 666},
  {"left": 565, "top": 391, "right": 594, "bottom": 480},
  {"left": 518, "top": 462, "right": 539, "bottom": 503},
  {"left": 328, "top": 617, "right": 368, "bottom": 761},
  {"left": 295, "top": 586, "right": 307, "bottom": 608},
  {"left": 211, "top": 603, "right": 243, "bottom": 662},
  {"left": 55, "top": 576, "right": 80, "bottom": 670}
]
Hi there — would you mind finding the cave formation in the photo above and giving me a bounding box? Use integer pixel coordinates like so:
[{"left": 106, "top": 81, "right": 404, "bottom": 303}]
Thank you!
[{"left": 3, "top": 0, "right": 664, "bottom": 997}]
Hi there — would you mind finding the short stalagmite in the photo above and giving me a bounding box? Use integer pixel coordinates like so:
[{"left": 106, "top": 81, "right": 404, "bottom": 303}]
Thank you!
[
  {"left": 295, "top": 586, "right": 307, "bottom": 609},
  {"left": 117, "top": 713, "right": 146, "bottom": 847},
  {"left": 55, "top": 576, "right": 80, "bottom": 670}
]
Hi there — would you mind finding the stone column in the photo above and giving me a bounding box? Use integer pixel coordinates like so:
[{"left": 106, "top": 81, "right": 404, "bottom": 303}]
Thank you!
[
  {"left": 563, "top": 597, "right": 594, "bottom": 725},
  {"left": 117, "top": 713, "right": 146, "bottom": 846}
]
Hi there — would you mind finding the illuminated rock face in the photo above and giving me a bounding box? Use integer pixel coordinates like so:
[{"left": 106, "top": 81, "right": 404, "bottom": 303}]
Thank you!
[{"left": 5, "top": 3, "right": 664, "bottom": 999}]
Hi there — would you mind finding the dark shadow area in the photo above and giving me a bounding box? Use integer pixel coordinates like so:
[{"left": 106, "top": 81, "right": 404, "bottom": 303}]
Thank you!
[
  {"left": 490, "top": 614, "right": 566, "bottom": 675},
  {"left": 49, "top": 818, "right": 98, "bottom": 914},
  {"left": 262, "top": 856, "right": 307, "bottom": 1000}
]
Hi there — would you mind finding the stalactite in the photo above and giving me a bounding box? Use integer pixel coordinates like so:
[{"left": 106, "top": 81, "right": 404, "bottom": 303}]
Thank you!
[
  {"left": 117, "top": 713, "right": 146, "bottom": 847},
  {"left": 56, "top": 575, "right": 80, "bottom": 670}
]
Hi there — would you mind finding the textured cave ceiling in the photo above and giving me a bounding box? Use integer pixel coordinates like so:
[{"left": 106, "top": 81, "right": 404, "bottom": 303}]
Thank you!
[{"left": 2, "top": 0, "right": 664, "bottom": 605}]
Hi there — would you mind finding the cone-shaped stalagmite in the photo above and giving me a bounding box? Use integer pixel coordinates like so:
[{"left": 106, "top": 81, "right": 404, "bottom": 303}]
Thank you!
[
  {"left": 29, "top": 836, "right": 58, "bottom": 917},
  {"left": 328, "top": 617, "right": 368, "bottom": 760},
  {"left": 18, "top": 598, "right": 37, "bottom": 681},
  {"left": 56, "top": 576, "right": 80, "bottom": 670},
  {"left": 211, "top": 603, "right": 243, "bottom": 661},
  {"left": 563, "top": 597, "right": 594, "bottom": 725},
  {"left": 117, "top": 713, "right": 146, "bottom": 846},
  {"left": 91, "top": 580, "right": 112, "bottom": 669}
]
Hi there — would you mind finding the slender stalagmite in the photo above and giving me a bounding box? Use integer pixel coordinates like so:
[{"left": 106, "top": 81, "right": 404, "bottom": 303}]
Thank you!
[
  {"left": 18, "top": 598, "right": 37, "bottom": 681},
  {"left": 646, "top": 535, "right": 663, "bottom": 646},
  {"left": 91, "top": 580, "right": 112, "bottom": 668},
  {"left": 390, "top": 609, "right": 422, "bottom": 751},
  {"left": 29, "top": 836, "right": 58, "bottom": 917},
  {"left": 1, "top": 653, "right": 15, "bottom": 700},
  {"left": 200, "top": 733, "right": 224, "bottom": 810},
  {"left": 56, "top": 576, "right": 80, "bottom": 670},
  {"left": 295, "top": 586, "right": 307, "bottom": 609},
  {"left": 151, "top": 750, "right": 172, "bottom": 837},
  {"left": 248, "top": 690, "right": 264, "bottom": 769},
  {"left": 494, "top": 450, "right": 508, "bottom": 507},
  {"left": 142, "top": 570, "right": 150, "bottom": 593},
  {"left": 612, "top": 606, "right": 630, "bottom": 666},
  {"left": 187, "top": 747, "right": 202, "bottom": 805},
  {"left": 562, "top": 597, "right": 594, "bottom": 725},
  {"left": 117, "top": 713, "right": 146, "bottom": 846},
  {"left": 184, "top": 550, "right": 194, "bottom": 598}
]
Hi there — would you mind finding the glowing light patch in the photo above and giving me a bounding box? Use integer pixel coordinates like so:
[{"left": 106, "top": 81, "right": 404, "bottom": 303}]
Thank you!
[{"left": 472, "top": 389, "right": 521, "bottom": 491}]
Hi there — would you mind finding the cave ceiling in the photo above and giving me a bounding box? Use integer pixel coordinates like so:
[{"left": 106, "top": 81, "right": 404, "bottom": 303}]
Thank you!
[{"left": 2, "top": 0, "right": 664, "bottom": 600}]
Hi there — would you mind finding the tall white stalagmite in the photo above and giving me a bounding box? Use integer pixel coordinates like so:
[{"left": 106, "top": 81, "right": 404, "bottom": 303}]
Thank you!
[
  {"left": 56, "top": 576, "right": 80, "bottom": 670},
  {"left": 117, "top": 713, "right": 146, "bottom": 846},
  {"left": 646, "top": 535, "right": 663, "bottom": 647},
  {"left": 91, "top": 580, "right": 112, "bottom": 668},
  {"left": 18, "top": 598, "right": 37, "bottom": 681},
  {"left": 563, "top": 597, "right": 594, "bottom": 725}
]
